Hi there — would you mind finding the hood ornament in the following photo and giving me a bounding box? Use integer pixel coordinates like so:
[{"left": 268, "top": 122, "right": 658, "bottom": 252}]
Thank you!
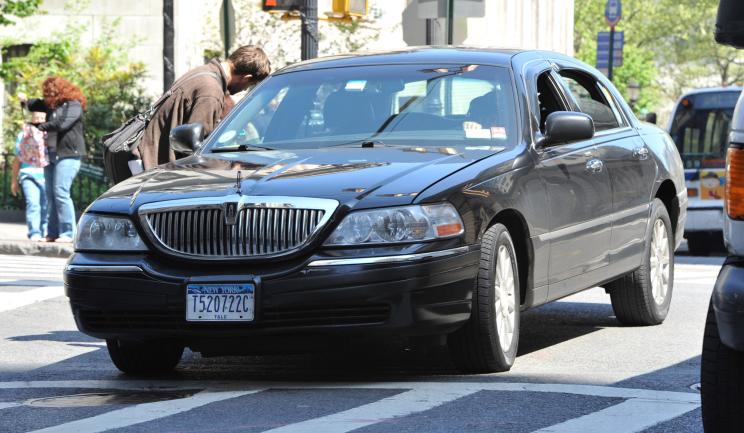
[{"left": 235, "top": 170, "right": 242, "bottom": 195}]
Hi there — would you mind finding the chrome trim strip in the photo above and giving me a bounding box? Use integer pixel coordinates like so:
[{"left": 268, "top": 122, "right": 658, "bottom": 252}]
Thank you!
[
  {"left": 306, "top": 246, "right": 473, "bottom": 267},
  {"left": 65, "top": 265, "right": 143, "bottom": 273}
]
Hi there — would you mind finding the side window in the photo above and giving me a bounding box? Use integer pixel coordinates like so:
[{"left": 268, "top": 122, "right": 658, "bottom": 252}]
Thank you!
[
  {"left": 536, "top": 72, "right": 566, "bottom": 133},
  {"left": 558, "top": 71, "right": 623, "bottom": 132}
]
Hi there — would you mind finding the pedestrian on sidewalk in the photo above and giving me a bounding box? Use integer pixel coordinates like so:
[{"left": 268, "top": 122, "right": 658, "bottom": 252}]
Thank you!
[
  {"left": 137, "top": 45, "right": 271, "bottom": 170},
  {"left": 19, "top": 76, "right": 87, "bottom": 243},
  {"left": 10, "top": 111, "right": 49, "bottom": 241}
]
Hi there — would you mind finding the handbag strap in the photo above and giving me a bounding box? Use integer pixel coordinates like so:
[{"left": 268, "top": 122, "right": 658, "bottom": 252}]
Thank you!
[{"left": 143, "top": 71, "right": 222, "bottom": 121}]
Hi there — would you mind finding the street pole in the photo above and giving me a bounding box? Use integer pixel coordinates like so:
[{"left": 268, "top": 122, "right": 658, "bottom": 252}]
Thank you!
[
  {"left": 447, "top": 0, "right": 454, "bottom": 44},
  {"left": 301, "top": 0, "right": 318, "bottom": 60},
  {"left": 222, "top": 0, "right": 231, "bottom": 59},
  {"left": 163, "top": 0, "right": 174, "bottom": 92},
  {"left": 608, "top": 25, "right": 615, "bottom": 81}
]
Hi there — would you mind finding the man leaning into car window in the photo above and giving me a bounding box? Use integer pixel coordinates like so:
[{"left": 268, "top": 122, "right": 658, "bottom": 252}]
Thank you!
[{"left": 137, "top": 46, "right": 272, "bottom": 171}]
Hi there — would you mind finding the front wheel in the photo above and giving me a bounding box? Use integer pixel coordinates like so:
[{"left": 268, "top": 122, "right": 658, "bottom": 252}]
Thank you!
[
  {"left": 607, "top": 198, "right": 674, "bottom": 326},
  {"left": 106, "top": 339, "right": 183, "bottom": 376},
  {"left": 448, "top": 223, "right": 520, "bottom": 373}
]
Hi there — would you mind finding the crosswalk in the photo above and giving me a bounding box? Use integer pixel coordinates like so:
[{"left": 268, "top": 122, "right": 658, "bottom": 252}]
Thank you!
[
  {"left": 0, "top": 254, "right": 716, "bottom": 432},
  {"left": 0, "top": 379, "right": 701, "bottom": 433}
]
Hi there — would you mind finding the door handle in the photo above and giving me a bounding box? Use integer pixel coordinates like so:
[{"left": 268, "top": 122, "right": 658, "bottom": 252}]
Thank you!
[
  {"left": 586, "top": 158, "right": 604, "bottom": 174},
  {"left": 633, "top": 146, "right": 650, "bottom": 160}
]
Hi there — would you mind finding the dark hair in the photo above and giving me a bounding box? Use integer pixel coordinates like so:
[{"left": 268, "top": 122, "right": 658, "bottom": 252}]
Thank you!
[
  {"left": 42, "top": 76, "right": 87, "bottom": 111},
  {"left": 228, "top": 45, "right": 271, "bottom": 81}
]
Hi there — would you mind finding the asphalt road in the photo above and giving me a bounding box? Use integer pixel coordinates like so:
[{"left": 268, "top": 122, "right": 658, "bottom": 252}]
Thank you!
[{"left": 0, "top": 252, "right": 725, "bottom": 433}]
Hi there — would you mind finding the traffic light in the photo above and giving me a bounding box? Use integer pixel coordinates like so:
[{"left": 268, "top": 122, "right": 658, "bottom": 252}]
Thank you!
[
  {"left": 262, "top": 0, "right": 304, "bottom": 12},
  {"left": 332, "top": 0, "right": 367, "bottom": 17}
]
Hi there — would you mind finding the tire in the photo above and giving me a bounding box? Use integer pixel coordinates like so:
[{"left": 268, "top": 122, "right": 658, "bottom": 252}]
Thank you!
[
  {"left": 607, "top": 198, "right": 674, "bottom": 326},
  {"left": 106, "top": 339, "right": 183, "bottom": 375},
  {"left": 701, "top": 300, "right": 744, "bottom": 433},
  {"left": 448, "top": 223, "right": 520, "bottom": 373}
]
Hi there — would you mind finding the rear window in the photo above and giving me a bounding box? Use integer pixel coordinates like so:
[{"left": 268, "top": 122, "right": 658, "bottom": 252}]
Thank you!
[{"left": 669, "top": 90, "right": 741, "bottom": 169}]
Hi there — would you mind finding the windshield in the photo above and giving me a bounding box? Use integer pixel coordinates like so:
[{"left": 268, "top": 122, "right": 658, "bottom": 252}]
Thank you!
[
  {"left": 205, "top": 64, "right": 517, "bottom": 152},
  {"left": 669, "top": 90, "right": 740, "bottom": 169}
]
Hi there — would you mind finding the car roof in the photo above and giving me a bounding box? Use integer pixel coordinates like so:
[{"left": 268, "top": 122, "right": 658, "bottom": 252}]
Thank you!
[
  {"left": 273, "top": 46, "right": 529, "bottom": 75},
  {"left": 679, "top": 86, "right": 743, "bottom": 98}
]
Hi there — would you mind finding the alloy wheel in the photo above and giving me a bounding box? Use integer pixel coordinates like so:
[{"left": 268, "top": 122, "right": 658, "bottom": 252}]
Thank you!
[
  {"left": 494, "top": 245, "right": 516, "bottom": 352},
  {"left": 649, "top": 218, "right": 670, "bottom": 305}
]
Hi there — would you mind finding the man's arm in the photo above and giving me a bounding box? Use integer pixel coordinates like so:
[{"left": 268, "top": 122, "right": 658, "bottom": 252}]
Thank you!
[
  {"left": 37, "top": 102, "right": 82, "bottom": 133},
  {"left": 185, "top": 96, "right": 223, "bottom": 136}
]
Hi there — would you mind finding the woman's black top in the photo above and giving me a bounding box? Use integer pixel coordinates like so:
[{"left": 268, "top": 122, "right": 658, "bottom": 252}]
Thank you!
[{"left": 27, "top": 98, "right": 86, "bottom": 160}]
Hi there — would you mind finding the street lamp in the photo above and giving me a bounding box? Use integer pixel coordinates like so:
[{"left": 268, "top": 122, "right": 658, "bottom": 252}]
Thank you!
[{"left": 627, "top": 81, "right": 640, "bottom": 110}]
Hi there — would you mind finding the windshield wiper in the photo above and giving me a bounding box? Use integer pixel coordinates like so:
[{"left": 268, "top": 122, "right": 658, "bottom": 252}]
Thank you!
[
  {"left": 326, "top": 139, "right": 390, "bottom": 149},
  {"left": 210, "top": 143, "right": 276, "bottom": 153}
]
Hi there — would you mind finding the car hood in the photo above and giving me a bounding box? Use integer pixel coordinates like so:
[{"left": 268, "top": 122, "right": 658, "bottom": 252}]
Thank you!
[{"left": 94, "top": 145, "right": 506, "bottom": 213}]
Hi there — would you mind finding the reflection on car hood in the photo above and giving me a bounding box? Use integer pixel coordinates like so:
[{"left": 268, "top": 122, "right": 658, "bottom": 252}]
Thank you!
[{"left": 96, "top": 146, "right": 505, "bottom": 212}]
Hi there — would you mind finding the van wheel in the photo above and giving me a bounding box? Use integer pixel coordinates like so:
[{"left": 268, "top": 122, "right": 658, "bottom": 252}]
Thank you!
[
  {"left": 607, "top": 198, "right": 673, "bottom": 326},
  {"left": 448, "top": 223, "right": 520, "bottom": 373},
  {"left": 106, "top": 339, "right": 183, "bottom": 375},
  {"left": 701, "top": 301, "right": 744, "bottom": 432},
  {"left": 686, "top": 233, "right": 710, "bottom": 256}
]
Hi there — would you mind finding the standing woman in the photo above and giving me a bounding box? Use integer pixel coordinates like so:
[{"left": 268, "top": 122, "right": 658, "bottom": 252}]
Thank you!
[{"left": 19, "top": 77, "right": 87, "bottom": 243}]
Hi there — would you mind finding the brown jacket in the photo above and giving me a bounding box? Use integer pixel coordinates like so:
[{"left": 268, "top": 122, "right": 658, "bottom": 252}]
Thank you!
[{"left": 138, "top": 59, "right": 229, "bottom": 169}]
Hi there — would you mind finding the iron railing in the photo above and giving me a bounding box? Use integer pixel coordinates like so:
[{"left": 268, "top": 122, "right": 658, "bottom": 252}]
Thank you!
[{"left": 0, "top": 152, "right": 110, "bottom": 212}]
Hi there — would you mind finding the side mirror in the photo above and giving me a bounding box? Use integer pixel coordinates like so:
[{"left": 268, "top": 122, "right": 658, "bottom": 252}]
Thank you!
[
  {"left": 644, "top": 112, "right": 658, "bottom": 125},
  {"left": 542, "top": 111, "right": 594, "bottom": 146},
  {"left": 169, "top": 123, "right": 204, "bottom": 155}
]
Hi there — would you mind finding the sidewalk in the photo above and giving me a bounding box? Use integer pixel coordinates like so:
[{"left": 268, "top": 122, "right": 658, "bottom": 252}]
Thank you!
[{"left": 0, "top": 221, "right": 73, "bottom": 258}]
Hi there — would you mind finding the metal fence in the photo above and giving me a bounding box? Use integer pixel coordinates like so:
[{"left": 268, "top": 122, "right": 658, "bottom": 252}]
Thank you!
[{"left": 1, "top": 152, "right": 110, "bottom": 212}]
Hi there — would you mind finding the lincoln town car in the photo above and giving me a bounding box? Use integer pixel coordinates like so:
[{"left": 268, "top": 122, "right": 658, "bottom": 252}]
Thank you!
[{"left": 64, "top": 48, "right": 687, "bottom": 375}]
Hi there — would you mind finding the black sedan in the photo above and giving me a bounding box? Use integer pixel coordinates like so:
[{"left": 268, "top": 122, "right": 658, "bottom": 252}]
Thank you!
[{"left": 66, "top": 48, "right": 687, "bottom": 375}]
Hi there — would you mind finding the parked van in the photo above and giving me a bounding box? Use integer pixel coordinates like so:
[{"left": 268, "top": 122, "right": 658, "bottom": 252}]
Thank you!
[{"left": 669, "top": 87, "right": 742, "bottom": 254}]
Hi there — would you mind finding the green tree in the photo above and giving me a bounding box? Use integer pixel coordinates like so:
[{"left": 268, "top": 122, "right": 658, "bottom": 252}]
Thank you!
[
  {"left": 575, "top": 0, "right": 744, "bottom": 114},
  {"left": 1, "top": 20, "right": 150, "bottom": 154},
  {"left": 0, "top": 0, "right": 41, "bottom": 26}
]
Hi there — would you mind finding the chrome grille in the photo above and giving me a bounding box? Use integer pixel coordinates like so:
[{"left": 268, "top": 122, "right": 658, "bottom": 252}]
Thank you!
[{"left": 140, "top": 196, "right": 336, "bottom": 259}]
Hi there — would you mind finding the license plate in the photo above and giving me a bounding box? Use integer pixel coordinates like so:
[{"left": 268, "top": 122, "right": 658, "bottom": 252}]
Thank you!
[{"left": 186, "top": 283, "right": 255, "bottom": 322}]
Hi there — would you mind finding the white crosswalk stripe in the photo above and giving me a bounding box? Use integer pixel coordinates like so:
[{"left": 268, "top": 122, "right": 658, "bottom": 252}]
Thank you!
[
  {"left": 0, "top": 380, "right": 700, "bottom": 433},
  {"left": 0, "top": 254, "right": 67, "bottom": 311}
]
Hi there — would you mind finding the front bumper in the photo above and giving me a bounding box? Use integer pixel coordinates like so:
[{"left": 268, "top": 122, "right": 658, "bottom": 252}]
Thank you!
[
  {"left": 712, "top": 256, "right": 744, "bottom": 351},
  {"left": 65, "top": 246, "right": 480, "bottom": 351},
  {"left": 684, "top": 207, "right": 724, "bottom": 234}
]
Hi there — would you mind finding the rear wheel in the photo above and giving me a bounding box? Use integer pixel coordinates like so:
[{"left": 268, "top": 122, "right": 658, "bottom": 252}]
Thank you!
[
  {"left": 106, "top": 339, "right": 183, "bottom": 375},
  {"left": 607, "top": 198, "right": 673, "bottom": 326},
  {"left": 448, "top": 223, "right": 520, "bottom": 373},
  {"left": 701, "top": 301, "right": 744, "bottom": 433}
]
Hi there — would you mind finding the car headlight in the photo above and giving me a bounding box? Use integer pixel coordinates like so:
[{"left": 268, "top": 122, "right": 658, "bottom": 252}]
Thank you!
[
  {"left": 75, "top": 214, "right": 148, "bottom": 251},
  {"left": 324, "top": 203, "right": 464, "bottom": 246}
]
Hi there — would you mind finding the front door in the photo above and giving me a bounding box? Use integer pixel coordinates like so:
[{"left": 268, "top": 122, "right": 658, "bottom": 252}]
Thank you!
[
  {"left": 555, "top": 68, "right": 656, "bottom": 273},
  {"left": 531, "top": 71, "right": 613, "bottom": 299}
]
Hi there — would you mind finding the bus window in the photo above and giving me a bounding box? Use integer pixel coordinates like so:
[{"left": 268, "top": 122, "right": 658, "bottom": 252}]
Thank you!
[{"left": 669, "top": 90, "right": 740, "bottom": 169}]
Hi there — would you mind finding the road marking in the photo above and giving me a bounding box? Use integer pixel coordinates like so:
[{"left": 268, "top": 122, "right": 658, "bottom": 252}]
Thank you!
[
  {"left": 0, "top": 402, "right": 20, "bottom": 410},
  {"left": 0, "top": 286, "right": 64, "bottom": 312},
  {"left": 26, "top": 389, "right": 262, "bottom": 433},
  {"left": 0, "top": 381, "right": 700, "bottom": 433},
  {"left": 533, "top": 397, "right": 700, "bottom": 433},
  {"left": 0, "top": 380, "right": 700, "bottom": 402},
  {"left": 263, "top": 387, "right": 479, "bottom": 433}
]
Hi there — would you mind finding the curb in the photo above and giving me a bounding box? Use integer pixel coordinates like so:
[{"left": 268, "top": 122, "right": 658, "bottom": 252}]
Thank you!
[{"left": 0, "top": 240, "right": 72, "bottom": 258}]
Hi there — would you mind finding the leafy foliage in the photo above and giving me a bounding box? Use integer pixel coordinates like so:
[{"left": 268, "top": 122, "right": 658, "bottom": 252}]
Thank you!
[
  {"left": 574, "top": 0, "right": 744, "bottom": 115},
  {"left": 1, "top": 21, "right": 150, "bottom": 154},
  {"left": 0, "top": 0, "right": 41, "bottom": 26}
]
